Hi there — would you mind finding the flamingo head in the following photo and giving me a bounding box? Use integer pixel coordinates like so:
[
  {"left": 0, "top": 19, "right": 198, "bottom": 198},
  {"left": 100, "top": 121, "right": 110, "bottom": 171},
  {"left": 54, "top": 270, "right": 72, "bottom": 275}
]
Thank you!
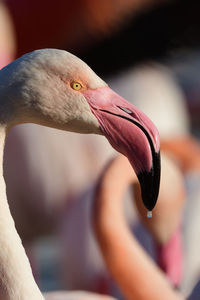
[{"left": 0, "top": 49, "right": 160, "bottom": 211}]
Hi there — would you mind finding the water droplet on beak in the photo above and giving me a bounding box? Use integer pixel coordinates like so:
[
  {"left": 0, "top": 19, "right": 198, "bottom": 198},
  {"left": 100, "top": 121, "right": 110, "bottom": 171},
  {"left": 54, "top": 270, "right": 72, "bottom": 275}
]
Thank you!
[{"left": 147, "top": 211, "right": 152, "bottom": 218}]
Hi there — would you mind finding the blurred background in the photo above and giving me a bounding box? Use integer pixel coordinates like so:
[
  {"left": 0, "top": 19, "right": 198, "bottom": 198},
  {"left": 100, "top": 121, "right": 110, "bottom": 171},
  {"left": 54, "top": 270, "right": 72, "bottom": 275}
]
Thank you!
[{"left": 1, "top": 0, "right": 200, "bottom": 299}]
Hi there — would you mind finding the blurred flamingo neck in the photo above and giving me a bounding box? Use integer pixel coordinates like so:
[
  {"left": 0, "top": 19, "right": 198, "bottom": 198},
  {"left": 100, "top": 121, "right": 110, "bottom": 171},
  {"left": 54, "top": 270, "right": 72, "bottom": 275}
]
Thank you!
[
  {"left": 0, "top": 128, "right": 44, "bottom": 300},
  {"left": 93, "top": 162, "right": 183, "bottom": 300},
  {"left": 0, "top": 127, "right": 6, "bottom": 174}
]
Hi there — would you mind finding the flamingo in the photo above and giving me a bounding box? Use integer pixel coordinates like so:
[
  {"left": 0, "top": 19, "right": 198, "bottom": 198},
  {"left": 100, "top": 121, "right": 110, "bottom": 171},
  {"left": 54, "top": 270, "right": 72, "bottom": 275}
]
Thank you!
[
  {"left": 161, "top": 136, "right": 200, "bottom": 297},
  {"left": 93, "top": 154, "right": 184, "bottom": 300},
  {"left": 0, "top": 48, "right": 160, "bottom": 299}
]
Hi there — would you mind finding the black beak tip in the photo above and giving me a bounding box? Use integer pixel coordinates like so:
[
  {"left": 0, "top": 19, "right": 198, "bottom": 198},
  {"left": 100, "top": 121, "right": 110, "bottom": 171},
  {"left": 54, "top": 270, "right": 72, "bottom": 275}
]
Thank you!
[{"left": 137, "top": 151, "right": 161, "bottom": 211}]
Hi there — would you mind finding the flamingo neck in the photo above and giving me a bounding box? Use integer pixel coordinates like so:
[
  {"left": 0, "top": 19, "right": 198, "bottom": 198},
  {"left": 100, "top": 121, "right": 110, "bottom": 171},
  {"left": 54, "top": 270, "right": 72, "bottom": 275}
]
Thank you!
[
  {"left": 93, "top": 157, "right": 183, "bottom": 300},
  {"left": 0, "top": 126, "right": 44, "bottom": 300}
]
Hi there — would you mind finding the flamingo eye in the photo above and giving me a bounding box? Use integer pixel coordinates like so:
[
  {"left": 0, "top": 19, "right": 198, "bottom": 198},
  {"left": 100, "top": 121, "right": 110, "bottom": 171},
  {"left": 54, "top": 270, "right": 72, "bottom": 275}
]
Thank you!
[{"left": 71, "top": 82, "right": 82, "bottom": 91}]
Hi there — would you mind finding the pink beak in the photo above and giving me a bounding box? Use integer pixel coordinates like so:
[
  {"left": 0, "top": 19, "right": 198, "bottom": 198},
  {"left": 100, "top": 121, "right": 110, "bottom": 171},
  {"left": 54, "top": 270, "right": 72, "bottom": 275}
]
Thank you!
[{"left": 82, "top": 86, "right": 161, "bottom": 212}]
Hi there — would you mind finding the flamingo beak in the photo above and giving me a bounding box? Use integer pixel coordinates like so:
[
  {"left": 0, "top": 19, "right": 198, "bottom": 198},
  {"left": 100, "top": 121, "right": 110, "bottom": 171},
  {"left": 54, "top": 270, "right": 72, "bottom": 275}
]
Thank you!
[{"left": 82, "top": 86, "right": 161, "bottom": 212}]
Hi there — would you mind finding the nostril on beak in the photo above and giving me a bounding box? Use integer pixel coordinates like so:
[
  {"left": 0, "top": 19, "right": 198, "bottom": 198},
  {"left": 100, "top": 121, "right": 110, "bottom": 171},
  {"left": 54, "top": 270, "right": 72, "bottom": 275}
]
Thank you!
[{"left": 118, "top": 106, "right": 132, "bottom": 114}]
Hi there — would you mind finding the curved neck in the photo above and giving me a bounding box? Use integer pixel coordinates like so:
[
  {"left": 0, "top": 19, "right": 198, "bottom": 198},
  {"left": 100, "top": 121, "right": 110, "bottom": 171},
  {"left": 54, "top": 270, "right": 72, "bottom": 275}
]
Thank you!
[
  {"left": 0, "top": 126, "right": 44, "bottom": 300},
  {"left": 93, "top": 156, "right": 183, "bottom": 300}
]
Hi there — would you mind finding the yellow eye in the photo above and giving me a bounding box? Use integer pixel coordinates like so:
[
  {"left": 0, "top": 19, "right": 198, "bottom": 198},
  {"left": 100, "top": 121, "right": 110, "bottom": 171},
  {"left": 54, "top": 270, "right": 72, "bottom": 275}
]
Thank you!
[{"left": 72, "top": 82, "right": 82, "bottom": 91}]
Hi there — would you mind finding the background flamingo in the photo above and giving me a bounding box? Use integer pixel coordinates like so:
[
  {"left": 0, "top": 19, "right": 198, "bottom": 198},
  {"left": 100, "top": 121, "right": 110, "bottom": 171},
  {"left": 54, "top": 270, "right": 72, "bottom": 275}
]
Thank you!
[
  {"left": 93, "top": 154, "right": 184, "bottom": 300},
  {"left": 106, "top": 65, "right": 200, "bottom": 297}
]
